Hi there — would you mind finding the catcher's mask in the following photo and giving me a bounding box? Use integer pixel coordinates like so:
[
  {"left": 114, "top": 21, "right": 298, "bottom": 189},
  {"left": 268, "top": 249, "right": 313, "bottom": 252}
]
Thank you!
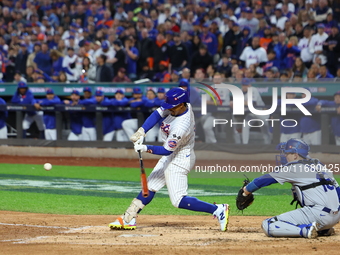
[{"left": 275, "top": 139, "right": 310, "bottom": 165}]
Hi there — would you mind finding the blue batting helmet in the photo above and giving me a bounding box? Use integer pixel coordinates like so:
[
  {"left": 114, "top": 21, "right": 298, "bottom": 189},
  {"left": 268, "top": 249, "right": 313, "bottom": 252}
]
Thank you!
[{"left": 161, "top": 87, "right": 189, "bottom": 110}]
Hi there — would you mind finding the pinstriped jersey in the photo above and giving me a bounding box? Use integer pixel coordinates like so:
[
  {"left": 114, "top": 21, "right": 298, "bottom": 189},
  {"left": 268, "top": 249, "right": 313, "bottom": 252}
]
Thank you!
[{"left": 157, "top": 103, "right": 195, "bottom": 156}]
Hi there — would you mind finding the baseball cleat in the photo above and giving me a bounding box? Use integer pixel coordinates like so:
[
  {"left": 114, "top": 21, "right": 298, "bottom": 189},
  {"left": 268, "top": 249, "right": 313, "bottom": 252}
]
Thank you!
[
  {"left": 317, "top": 227, "right": 335, "bottom": 236},
  {"left": 213, "top": 203, "right": 230, "bottom": 232},
  {"left": 307, "top": 222, "right": 319, "bottom": 239},
  {"left": 109, "top": 217, "right": 136, "bottom": 230}
]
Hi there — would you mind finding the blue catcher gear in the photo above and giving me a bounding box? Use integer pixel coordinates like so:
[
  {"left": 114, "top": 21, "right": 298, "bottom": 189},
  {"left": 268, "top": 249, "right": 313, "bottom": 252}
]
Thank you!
[
  {"left": 275, "top": 139, "right": 310, "bottom": 165},
  {"left": 161, "top": 87, "right": 189, "bottom": 110}
]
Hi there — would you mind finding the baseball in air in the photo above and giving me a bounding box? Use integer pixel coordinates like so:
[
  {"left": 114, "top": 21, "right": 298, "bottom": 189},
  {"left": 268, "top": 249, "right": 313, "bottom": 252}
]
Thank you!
[{"left": 44, "top": 163, "right": 52, "bottom": 171}]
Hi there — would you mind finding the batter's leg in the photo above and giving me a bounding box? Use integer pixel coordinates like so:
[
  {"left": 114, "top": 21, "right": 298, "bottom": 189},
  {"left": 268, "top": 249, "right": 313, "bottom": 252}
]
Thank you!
[
  {"left": 109, "top": 156, "right": 169, "bottom": 230},
  {"left": 164, "top": 160, "right": 229, "bottom": 231}
]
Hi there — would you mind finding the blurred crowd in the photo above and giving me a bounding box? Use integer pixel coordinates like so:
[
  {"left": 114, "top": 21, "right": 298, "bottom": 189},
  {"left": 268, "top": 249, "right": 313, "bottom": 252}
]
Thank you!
[{"left": 0, "top": 0, "right": 340, "bottom": 84}]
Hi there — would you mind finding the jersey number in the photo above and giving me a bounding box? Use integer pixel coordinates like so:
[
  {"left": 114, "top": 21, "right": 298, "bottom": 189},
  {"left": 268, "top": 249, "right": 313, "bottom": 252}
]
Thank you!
[
  {"left": 316, "top": 173, "right": 334, "bottom": 192},
  {"left": 160, "top": 122, "right": 170, "bottom": 136}
]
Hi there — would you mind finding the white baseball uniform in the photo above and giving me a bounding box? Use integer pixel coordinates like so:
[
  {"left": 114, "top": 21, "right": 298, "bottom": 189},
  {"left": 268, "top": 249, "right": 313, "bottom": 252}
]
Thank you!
[
  {"left": 298, "top": 37, "right": 313, "bottom": 63},
  {"left": 233, "top": 87, "right": 271, "bottom": 144},
  {"left": 262, "top": 160, "right": 340, "bottom": 237},
  {"left": 309, "top": 32, "right": 328, "bottom": 65},
  {"left": 147, "top": 104, "right": 196, "bottom": 207},
  {"left": 22, "top": 111, "right": 45, "bottom": 131},
  {"left": 240, "top": 46, "right": 268, "bottom": 69},
  {"left": 45, "top": 129, "right": 56, "bottom": 140},
  {"left": 0, "top": 125, "right": 7, "bottom": 139},
  {"left": 122, "top": 119, "right": 159, "bottom": 142},
  {"left": 81, "top": 127, "right": 97, "bottom": 141}
]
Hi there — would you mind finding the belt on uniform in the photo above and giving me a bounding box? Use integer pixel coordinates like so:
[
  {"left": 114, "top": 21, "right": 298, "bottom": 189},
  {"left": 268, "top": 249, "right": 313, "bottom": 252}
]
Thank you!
[{"left": 308, "top": 205, "right": 340, "bottom": 214}]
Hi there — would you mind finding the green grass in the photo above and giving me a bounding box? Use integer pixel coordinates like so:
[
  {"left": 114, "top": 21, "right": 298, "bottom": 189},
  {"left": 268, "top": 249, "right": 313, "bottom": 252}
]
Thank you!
[{"left": 0, "top": 163, "right": 334, "bottom": 216}]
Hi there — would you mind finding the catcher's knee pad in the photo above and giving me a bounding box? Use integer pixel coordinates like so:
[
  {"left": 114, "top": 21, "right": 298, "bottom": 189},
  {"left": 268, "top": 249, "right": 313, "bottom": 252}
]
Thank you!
[{"left": 262, "top": 217, "right": 281, "bottom": 237}]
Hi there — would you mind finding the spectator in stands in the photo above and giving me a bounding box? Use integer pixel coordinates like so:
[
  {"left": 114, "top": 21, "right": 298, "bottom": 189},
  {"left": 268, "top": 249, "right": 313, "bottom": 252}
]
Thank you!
[
  {"left": 34, "top": 43, "right": 52, "bottom": 76},
  {"left": 170, "top": 70, "right": 180, "bottom": 83},
  {"left": 26, "top": 66, "right": 34, "bottom": 83},
  {"left": 0, "top": 96, "right": 7, "bottom": 139},
  {"left": 200, "top": 23, "right": 218, "bottom": 56},
  {"left": 50, "top": 49, "right": 64, "bottom": 74},
  {"left": 125, "top": 36, "right": 139, "bottom": 81},
  {"left": 34, "top": 89, "right": 61, "bottom": 141},
  {"left": 153, "top": 61, "right": 170, "bottom": 82},
  {"left": 93, "top": 40, "right": 115, "bottom": 64},
  {"left": 316, "top": 91, "right": 340, "bottom": 145},
  {"left": 223, "top": 22, "right": 241, "bottom": 55},
  {"left": 138, "top": 28, "right": 153, "bottom": 71},
  {"left": 309, "top": 24, "right": 328, "bottom": 65},
  {"left": 316, "top": 65, "right": 334, "bottom": 80},
  {"left": 323, "top": 24, "right": 340, "bottom": 76},
  {"left": 240, "top": 36, "right": 268, "bottom": 72},
  {"left": 270, "top": 7, "right": 288, "bottom": 31},
  {"left": 95, "top": 54, "right": 113, "bottom": 82},
  {"left": 15, "top": 43, "right": 29, "bottom": 76},
  {"left": 13, "top": 71, "right": 27, "bottom": 83},
  {"left": 112, "top": 39, "right": 127, "bottom": 76},
  {"left": 11, "top": 81, "right": 45, "bottom": 139},
  {"left": 79, "top": 56, "right": 96, "bottom": 83},
  {"left": 298, "top": 26, "right": 313, "bottom": 68},
  {"left": 62, "top": 47, "right": 79, "bottom": 82},
  {"left": 113, "top": 68, "right": 131, "bottom": 82},
  {"left": 238, "top": 7, "right": 259, "bottom": 36},
  {"left": 181, "top": 67, "right": 191, "bottom": 80},
  {"left": 190, "top": 44, "right": 213, "bottom": 76},
  {"left": 151, "top": 32, "right": 169, "bottom": 73},
  {"left": 169, "top": 32, "right": 189, "bottom": 71},
  {"left": 313, "top": 0, "right": 333, "bottom": 22},
  {"left": 194, "top": 68, "right": 206, "bottom": 82}
]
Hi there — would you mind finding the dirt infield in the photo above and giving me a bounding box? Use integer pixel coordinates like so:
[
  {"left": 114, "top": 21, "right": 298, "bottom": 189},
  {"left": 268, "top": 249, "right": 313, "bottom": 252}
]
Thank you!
[
  {"left": 1, "top": 156, "right": 340, "bottom": 254},
  {"left": 0, "top": 211, "right": 339, "bottom": 255}
]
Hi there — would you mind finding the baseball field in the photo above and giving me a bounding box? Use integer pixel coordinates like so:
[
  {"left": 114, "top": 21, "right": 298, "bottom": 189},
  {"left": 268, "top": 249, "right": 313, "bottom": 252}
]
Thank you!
[{"left": 1, "top": 155, "right": 339, "bottom": 254}]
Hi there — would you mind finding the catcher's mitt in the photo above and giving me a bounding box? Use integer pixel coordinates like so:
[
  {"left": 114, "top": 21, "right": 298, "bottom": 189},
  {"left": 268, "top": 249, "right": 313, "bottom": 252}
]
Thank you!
[{"left": 236, "top": 177, "right": 254, "bottom": 210}]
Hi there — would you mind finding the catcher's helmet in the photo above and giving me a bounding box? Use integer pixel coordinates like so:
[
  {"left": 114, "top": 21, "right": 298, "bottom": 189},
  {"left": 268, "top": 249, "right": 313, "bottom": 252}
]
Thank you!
[
  {"left": 161, "top": 87, "right": 189, "bottom": 109},
  {"left": 275, "top": 139, "right": 310, "bottom": 165}
]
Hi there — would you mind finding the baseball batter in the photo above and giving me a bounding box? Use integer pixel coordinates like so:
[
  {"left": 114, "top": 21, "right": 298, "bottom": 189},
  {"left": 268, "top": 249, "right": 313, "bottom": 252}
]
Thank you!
[
  {"left": 243, "top": 138, "right": 340, "bottom": 238},
  {"left": 109, "top": 87, "right": 229, "bottom": 231}
]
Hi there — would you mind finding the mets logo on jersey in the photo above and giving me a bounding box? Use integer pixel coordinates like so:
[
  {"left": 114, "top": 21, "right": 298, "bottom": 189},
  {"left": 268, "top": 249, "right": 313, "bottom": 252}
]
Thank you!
[
  {"left": 160, "top": 122, "right": 170, "bottom": 136},
  {"left": 168, "top": 139, "right": 178, "bottom": 148}
]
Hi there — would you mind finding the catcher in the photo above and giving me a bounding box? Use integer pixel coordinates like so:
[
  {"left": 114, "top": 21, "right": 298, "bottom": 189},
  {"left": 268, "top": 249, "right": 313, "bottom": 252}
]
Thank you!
[{"left": 236, "top": 138, "right": 340, "bottom": 239}]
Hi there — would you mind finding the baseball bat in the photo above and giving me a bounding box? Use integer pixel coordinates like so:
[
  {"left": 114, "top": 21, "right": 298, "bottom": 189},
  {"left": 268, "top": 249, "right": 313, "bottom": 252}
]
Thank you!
[{"left": 138, "top": 150, "right": 149, "bottom": 197}]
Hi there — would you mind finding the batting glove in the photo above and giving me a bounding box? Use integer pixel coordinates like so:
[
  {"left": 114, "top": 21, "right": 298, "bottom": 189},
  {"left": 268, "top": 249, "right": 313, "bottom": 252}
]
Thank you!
[
  {"left": 134, "top": 144, "right": 147, "bottom": 153},
  {"left": 130, "top": 127, "right": 146, "bottom": 144}
]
